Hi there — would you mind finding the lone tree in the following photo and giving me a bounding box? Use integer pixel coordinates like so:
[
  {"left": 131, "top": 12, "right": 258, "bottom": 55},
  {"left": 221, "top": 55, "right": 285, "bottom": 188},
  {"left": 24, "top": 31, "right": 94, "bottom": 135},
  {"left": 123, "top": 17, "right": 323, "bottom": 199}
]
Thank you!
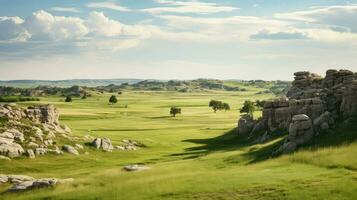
[
  {"left": 109, "top": 95, "right": 118, "bottom": 104},
  {"left": 209, "top": 100, "right": 224, "bottom": 113},
  {"left": 170, "top": 107, "right": 181, "bottom": 117},
  {"left": 240, "top": 100, "right": 256, "bottom": 117},
  {"left": 65, "top": 96, "right": 72, "bottom": 102},
  {"left": 222, "top": 103, "right": 230, "bottom": 111}
]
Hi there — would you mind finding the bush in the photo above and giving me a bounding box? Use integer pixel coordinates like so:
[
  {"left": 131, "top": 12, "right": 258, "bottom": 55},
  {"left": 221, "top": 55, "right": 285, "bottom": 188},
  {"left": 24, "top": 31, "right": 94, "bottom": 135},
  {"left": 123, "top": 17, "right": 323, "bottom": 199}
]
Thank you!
[
  {"left": 0, "top": 96, "right": 40, "bottom": 102},
  {"left": 65, "top": 96, "right": 72, "bottom": 102},
  {"left": 109, "top": 95, "right": 118, "bottom": 104},
  {"left": 170, "top": 107, "right": 181, "bottom": 117}
]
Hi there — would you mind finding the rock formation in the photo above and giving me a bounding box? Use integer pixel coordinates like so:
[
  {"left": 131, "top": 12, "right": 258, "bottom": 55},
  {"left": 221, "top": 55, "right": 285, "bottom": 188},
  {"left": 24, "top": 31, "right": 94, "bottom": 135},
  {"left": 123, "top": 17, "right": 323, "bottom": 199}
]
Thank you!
[
  {"left": 237, "top": 69, "right": 357, "bottom": 155},
  {"left": 0, "top": 104, "right": 74, "bottom": 159},
  {"left": 0, "top": 174, "right": 73, "bottom": 192}
]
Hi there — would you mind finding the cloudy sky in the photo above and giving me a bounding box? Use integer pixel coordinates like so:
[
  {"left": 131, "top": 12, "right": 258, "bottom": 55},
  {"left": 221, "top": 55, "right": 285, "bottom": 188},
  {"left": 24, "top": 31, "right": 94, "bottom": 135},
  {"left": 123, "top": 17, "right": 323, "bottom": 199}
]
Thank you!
[{"left": 0, "top": 0, "right": 357, "bottom": 80}]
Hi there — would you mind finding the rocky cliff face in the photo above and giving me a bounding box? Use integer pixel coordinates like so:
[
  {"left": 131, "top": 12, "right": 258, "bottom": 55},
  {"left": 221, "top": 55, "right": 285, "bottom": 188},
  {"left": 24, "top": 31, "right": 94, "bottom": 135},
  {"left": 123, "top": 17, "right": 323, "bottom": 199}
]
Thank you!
[
  {"left": 0, "top": 104, "right": 71, "bottom": 159},
  {"left": 238, "top": 69, "right": 357, "bottom": 155}
]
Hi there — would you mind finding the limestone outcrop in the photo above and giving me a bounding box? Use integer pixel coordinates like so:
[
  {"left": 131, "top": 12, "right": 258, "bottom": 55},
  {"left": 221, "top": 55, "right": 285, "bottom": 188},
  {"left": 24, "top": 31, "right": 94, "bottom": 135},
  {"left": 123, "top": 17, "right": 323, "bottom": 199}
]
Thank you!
[
  {"left": 0, "top": 104, "right": 74, "bottom": 159},
  {"left": 0, "top": 174, "right": 73, "bottom": 192},
  {"left": 237, "top": 69, "right": 357, "bottom": 155}
]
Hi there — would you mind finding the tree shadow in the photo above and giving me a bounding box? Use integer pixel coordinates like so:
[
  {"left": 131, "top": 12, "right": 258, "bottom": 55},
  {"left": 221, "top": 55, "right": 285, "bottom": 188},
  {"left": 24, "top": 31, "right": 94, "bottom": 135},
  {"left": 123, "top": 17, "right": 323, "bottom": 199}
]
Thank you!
[{"left": 168, "top": 128, "right": 272, "bottom": 160}]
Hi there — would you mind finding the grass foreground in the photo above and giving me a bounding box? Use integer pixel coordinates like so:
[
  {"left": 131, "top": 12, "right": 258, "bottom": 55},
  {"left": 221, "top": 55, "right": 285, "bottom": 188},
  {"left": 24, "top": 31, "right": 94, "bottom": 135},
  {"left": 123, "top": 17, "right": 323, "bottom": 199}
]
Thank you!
[{"left": 0, "top": 90, "right": 356, "bottom": 200}]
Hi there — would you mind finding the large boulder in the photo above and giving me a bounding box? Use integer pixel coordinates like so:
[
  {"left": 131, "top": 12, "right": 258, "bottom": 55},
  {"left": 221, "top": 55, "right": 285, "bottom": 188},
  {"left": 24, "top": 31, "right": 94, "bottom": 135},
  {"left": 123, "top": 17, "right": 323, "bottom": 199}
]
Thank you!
[
  {"left": 238, "top": 114, "right": 255, "bottom": 135},
  {"left": 91, "top": 137, "right": 113, "bottom": 152},
  {"left": 101, "top": 138, "right": 113, "bottom": 152},
  {"left": 0, "top": 142, "right": 24, "bottom": 158},
  {"left": 273, "top": 114, "right": 314, "bottom": 156}
]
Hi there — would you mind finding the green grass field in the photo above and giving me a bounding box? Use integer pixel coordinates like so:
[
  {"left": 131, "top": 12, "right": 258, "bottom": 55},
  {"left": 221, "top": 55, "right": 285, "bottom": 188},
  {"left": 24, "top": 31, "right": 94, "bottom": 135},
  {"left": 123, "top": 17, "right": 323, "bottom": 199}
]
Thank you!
[{"left": 0, "top": 89, "right": 356, "bottom": 200}]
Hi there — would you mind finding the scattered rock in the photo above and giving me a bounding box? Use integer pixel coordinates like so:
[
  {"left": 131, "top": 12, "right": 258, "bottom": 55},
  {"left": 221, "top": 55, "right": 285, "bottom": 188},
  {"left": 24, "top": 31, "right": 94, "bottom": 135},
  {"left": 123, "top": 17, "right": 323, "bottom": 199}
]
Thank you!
[
  {"left": 123, "top": 165, "right": 150, "bottom": 172},
  {"left": 101, "top": 138, "right": 113, "bottom": 152},
  {"left": 35, "top": 148, "right": 47, "bottom": 155},
  {"left": 92, "top": 138, "right": 102, "bottom": 149},
  {"left": 26, "top": 149, "right": 35, "bottom": 159},
  {"left": 62, "top": 145, "right": 79, "bottom": 156},
  {"left": 0, "top": 174, "right": 73, "bottom": 192}
]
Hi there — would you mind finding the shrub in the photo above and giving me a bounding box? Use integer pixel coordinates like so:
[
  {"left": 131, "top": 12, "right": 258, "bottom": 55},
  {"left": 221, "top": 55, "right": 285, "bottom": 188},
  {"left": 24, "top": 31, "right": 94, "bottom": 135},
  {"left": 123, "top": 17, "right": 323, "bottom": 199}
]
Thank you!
[
  {"left": 170, "top": 107, "right": 181, "bottom": 117},
  {"left": 65, "top": 96, "right": 72, "bottom": 102},
  {"left": 0, "top": 96, "right": 40, "bottom": 102},
  {"left": 109, "top": 95, "right": 118, "bottom": 104}
]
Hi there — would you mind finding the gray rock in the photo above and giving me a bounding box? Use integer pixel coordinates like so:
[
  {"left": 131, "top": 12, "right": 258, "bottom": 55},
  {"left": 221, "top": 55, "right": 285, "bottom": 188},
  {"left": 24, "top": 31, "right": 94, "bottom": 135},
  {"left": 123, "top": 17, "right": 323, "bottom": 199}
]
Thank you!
[
  {"left": 35, "top": 148, "right": 47, "bottom": 155},
  {"left": 92, "top": 138, "right": 102, "bottom": 149},
  {"left": 123, "top": 165, "right": 150, "bottom": 172},
  {"left": 0, "top": 143, "right": 24, "bottom": 158},
  {"left": 62, "top": 145, "right": 79, "bottom": 156},
  {"left": 238, "top": 114, "right": 255, "bottom": 135},
  {"left": 101, "top": 138, "right": 113, "bottom": 152},
  {"left": 26, "top": 149, "right": 35, "bottom": 159}
]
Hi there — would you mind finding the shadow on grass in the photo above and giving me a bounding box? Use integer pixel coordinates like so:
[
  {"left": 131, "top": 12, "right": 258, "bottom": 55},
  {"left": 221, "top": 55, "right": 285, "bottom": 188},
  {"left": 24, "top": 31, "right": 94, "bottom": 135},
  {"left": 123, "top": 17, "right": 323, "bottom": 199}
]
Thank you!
[
  {"left": 170, "top": 117, "right": 357, "bottom": 165},
  {"left": 168, "top": 128, "right": 284, "bottom": 163}
]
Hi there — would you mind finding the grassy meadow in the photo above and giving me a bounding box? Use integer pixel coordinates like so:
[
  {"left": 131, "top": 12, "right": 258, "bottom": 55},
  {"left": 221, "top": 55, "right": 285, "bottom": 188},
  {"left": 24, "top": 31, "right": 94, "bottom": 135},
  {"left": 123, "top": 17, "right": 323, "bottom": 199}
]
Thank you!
[{"left": 0, "top": 88, "right": 356, "bottom": 200}]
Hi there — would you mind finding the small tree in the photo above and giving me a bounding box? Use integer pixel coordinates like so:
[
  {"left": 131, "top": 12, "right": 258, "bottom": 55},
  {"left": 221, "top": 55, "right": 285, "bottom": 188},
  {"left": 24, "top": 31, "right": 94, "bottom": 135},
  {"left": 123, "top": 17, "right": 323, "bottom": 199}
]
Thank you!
[
  {"left": 65, "top": 96, "right": 72, "bottom": 102},
  {"left": 109, "top": 95, "right": 118, "bottom": 104},
  {"left": 240, "top": 100, "right": 256, "bottom": 117},
  {"left": 170, "top": 107, "right": 181, "bottom": 117},
  {"left": 222, "top": 103, "right": 230, "bottom": 111},
  {"left": 209, "top": 100, "right": 223, "bottom": 113}
]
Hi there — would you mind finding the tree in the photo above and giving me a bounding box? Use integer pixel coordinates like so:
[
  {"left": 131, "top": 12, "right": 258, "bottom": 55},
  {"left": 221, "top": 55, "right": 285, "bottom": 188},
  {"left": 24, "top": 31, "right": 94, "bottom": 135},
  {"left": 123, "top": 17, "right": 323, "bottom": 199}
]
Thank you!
[
  {"left": 222, "top": 103, "right": 230, "bottom": 111},
  {"left": 255, "top": 100, "right": 266, "bottom": 109},
  {"left": 209, "top": 100, "right": 223, "bottom": 113},
  {"left": 240, "top": 100, "right": 256, "bottom": 117},
  {"left": 109, "top": 95, "right": 118, "bottom": 104},
  {"left": 65, "top": 96, "right": 72, "bottom": 102},
  {"left": 170, "top": 107, "right": 181, "bottom": 117}
]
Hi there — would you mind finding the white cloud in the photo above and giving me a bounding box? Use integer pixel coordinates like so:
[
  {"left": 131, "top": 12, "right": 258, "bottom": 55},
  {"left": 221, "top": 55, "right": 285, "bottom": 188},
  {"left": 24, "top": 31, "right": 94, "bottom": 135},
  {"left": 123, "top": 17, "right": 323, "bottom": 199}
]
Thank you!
[
  {"left": 23, "top": 10, "right": 89, "bottom": 40},
  {"left": 155, "top": 15, "right": 290, "bottom": 42},
  {"left": 87, "top": 2, "right": 130, "bottom": 12},
  {"left": 276, "top": 5, "right": 357, "bottom": 33},
  {"left": 51, "top": 7, "right": 80, "bottom": 13},
  {"left": 142, "top": 0, "right": 238, "bottom": 14},
  {"left": 86, "top": 11, "right": 155, "bottom": 39},
  {"left": 0, "top": 16, "right": 29, "bottom": 42},
  {"left": 250, "top": 29, "right": 308, "bottom": 40}
]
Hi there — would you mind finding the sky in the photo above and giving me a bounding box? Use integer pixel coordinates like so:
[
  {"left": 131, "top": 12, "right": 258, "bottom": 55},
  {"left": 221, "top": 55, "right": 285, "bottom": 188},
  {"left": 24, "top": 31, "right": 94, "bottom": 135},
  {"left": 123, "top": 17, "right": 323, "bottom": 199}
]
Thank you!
[{"left": 0, "top": 0, "right": 357, "bottom": 81}]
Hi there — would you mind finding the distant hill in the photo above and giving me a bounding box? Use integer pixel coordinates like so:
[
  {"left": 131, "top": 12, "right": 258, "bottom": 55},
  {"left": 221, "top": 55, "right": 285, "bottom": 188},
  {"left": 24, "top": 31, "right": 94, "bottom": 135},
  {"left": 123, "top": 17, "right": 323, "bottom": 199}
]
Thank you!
[
  {"left": 0, "top": 79, "right": 143, "bottom": 88},
  {"left": 0, "top": 79, "right": 291, "bottom": 97}
]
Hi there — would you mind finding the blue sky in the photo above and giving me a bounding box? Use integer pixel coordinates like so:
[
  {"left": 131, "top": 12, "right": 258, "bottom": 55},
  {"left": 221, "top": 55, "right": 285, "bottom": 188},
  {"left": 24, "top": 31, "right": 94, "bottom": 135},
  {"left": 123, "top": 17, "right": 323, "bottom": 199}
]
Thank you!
[{"left": 0, "top": 0, "right": 357, "bottom": 80}]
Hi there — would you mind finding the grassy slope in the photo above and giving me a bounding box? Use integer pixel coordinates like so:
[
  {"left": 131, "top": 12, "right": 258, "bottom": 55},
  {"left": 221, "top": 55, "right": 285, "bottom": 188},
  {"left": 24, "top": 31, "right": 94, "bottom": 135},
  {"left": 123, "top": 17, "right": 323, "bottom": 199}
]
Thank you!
[{"left": 0, "top": 89, "right": 356, "bottom": 200}]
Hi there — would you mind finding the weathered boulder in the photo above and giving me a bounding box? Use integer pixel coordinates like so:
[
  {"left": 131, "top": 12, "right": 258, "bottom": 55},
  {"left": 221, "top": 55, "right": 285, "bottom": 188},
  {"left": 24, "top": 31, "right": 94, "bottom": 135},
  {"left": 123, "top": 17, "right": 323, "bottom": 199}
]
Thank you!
[
  {"left": 91, "top": 137, "right": 113, "bottom": 152},
  {"left": 0, "top": 142, "right": 24, "bottom": 158},
  {"left": 26, "top": 149, "right": 35, "bottom": 159},
  {"left": 62, "top": 145, "right": 79, "bottom": 156},
  {"left": 92, "top": 138, "right": 102, "bottom": 149},
  {"left": 123, "top": 165, "right": 150, "bottom": 172},
  {"left": 0, "top": 174, "right": 73, "bottom": 192},
  {"left": 273, "top": 114, "right": 314, "bottom": 156},
  {"left": 238, "top": 114, "right": 255, "bottom": 135},
  {"left": 101, "top": 138, "right": 113, "bottom": 152}
]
